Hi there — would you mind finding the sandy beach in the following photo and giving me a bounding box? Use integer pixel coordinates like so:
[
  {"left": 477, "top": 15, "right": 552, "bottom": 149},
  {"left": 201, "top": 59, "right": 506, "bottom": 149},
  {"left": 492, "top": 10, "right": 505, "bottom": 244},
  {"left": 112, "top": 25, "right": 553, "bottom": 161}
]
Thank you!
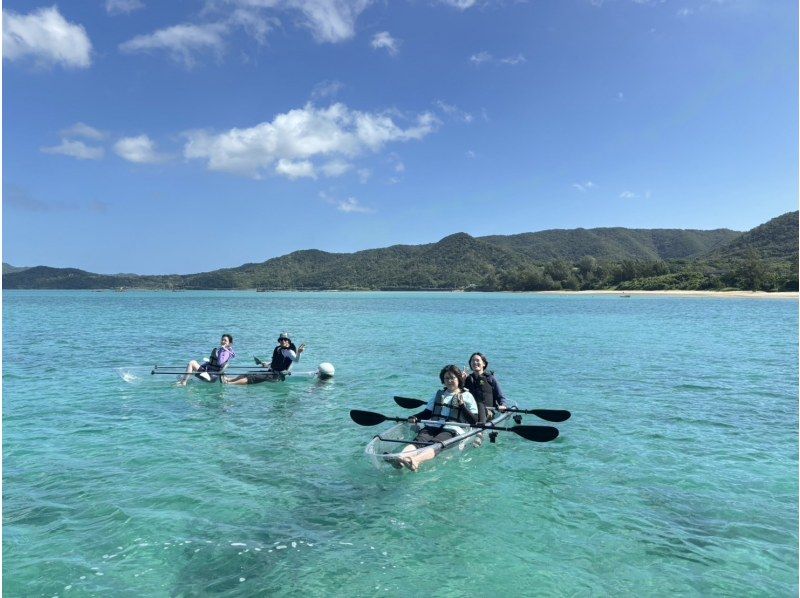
[{"left": 537, "top": 290, "right": 798, "bottom": 299}]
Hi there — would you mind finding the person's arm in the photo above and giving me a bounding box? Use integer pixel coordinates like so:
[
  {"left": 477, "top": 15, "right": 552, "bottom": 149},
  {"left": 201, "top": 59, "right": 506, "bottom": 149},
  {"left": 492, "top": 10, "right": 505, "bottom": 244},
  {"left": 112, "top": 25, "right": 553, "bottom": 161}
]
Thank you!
[
  {"left": 408, "top": 393, "right": 437, "bottom": 423},
  {"left": 283, "top": 344, "right": 305, "bottom": 363},
  {"left": 459, "top": 391, "right": 479, "bottom": 425},
  {"left": 218, "top": 347, "right": 235, "bottom": 367},
  {"left": 490, "top": 375, "right": 508, "bottom": 408}
]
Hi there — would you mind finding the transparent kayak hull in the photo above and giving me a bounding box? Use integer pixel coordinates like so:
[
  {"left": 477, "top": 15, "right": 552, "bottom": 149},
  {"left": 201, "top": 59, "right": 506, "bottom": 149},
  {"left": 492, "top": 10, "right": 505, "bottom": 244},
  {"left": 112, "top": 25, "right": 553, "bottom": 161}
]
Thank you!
[{"left": 364, "top": 410, "right": 515, "bottom": 470}]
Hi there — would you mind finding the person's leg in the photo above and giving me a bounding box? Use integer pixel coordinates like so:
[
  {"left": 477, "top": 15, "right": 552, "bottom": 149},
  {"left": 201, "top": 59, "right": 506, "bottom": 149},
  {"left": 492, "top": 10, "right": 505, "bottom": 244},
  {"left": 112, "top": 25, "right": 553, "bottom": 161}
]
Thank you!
[{"left": 177, "top": 360, "right": 202, "bottom": 386}]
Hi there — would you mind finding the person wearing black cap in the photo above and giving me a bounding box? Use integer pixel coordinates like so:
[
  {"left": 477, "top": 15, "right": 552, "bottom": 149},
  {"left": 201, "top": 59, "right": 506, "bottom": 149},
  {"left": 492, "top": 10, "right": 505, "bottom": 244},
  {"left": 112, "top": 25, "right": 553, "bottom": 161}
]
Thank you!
[{"left": 223, "top": 332, "right": 305, "bottom": 385}]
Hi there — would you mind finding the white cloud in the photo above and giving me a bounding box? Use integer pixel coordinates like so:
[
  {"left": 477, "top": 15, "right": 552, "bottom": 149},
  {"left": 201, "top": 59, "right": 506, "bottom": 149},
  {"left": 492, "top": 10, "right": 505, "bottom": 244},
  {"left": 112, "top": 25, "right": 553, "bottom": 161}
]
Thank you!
[
  {"left": 619, "top": 191, "right": 636, "bottom": 199},
  {"left": 183, "top": 102, "right": 438, "bottom": 179},
  {"left": 438, "top": 0, "right": 477, "bottom": 9},
  {"left": 357, "top": 168, "right": 371, "bottom": 183},
  {"left": 470, "top": 51, "right": 526, "bottom": 67},
  {"left": 321, "top": 159, "right": 352, "bottom": 176},
  {"left": 466, "top": 150, "right": 476, "bottom": 159},
  {"left": 287, "top": 0, "right": 372, "bottom": 43},
  {"left": 275, "top": 159, "right": 316, "bottom": 179},
  {"left": 106, "top": 0, "right": 145, "bottom": 15},
  {"left": 469, "top": 51, "right": 492, "bottom": 65},
  {"left": 677, "top": 7, "right": 694, "bottom": 16},
  {"left": 500, "top": 53, "right": 526, "bottom": 65},
  {"left": 3, "top": 6, "right": 92, "bottom": 68},
  {"left": 311, "top": 79, "right": 344, "bottom": 100},
  {"left": 41, "top": 139, "right": 104, "bottom": 160},
  {"left": 336, "top": 197, "right": 373, "bottom": 213},
  {"left": 114, "top": 135, "right": 165, "bottom": 163},
  {"left": 371, "top": 31, "right": 399, "bottom": 55},
  {"left": 119, "top": 23, "right": 227, "bottom": 67},
  {"left": 435, "top": 100, "right": 473, "bottom": 123},
  {"left": 573, "top": 181, "right": 596, "bottom": 192},
  {"left": 60, "top": 122, "right": 106, "bottom": 140}
]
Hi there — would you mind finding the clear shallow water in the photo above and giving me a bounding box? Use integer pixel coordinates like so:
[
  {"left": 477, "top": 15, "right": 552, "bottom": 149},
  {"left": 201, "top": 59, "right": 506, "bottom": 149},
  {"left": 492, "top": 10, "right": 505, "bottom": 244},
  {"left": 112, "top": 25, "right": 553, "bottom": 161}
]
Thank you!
[{"left": 3, "top": 291, "right": 797, "bottom": 596}]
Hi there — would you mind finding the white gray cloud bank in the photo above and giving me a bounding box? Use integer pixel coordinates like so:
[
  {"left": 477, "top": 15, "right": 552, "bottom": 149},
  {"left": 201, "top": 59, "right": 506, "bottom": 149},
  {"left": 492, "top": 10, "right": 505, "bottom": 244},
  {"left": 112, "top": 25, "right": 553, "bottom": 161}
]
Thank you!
[
  {"left": 183, "top": 102, "right": 439, "bottom": 179},
  {"left": 3, "top": 6, "right": 92, "bottom": 68}
]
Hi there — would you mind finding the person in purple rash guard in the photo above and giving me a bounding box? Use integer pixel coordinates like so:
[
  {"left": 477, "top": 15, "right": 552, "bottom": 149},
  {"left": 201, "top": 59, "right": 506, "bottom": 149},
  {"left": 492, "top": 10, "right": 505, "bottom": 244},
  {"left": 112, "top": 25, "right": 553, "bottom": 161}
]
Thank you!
[{"left": 177, "top": 334, "right": 235, "bottom": 386}]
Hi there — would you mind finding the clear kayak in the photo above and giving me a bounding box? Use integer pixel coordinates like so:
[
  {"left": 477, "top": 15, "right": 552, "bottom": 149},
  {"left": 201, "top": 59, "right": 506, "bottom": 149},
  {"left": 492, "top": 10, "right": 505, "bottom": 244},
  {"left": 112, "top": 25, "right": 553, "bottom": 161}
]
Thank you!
[
  {"left": 117, "top": 362, "right": 335, "bottom": 384},
  {"left": 364, "top": 409, "right": 515, "bottom": 471}
]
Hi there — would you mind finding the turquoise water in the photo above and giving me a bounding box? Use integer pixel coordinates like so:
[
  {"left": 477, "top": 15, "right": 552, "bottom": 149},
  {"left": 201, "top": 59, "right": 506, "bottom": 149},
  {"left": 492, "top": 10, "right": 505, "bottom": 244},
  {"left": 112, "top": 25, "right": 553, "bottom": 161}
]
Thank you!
[{"left": 3, "top": 291, "right": 798, "bottom": 596}]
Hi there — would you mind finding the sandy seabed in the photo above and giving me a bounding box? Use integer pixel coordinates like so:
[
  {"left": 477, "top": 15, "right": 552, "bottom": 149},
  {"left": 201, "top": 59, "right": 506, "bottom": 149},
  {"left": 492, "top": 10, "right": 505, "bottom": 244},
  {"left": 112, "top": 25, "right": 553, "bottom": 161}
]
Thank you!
[{"left": 536, "top": 290, "right": 798, "bottom": 299}]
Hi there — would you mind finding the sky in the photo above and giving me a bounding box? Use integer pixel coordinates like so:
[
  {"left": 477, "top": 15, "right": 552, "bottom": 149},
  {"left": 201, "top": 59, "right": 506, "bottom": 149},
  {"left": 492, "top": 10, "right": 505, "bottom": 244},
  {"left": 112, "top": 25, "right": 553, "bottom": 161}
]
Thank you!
[{"left": 2, "top": 0, "right": 797, "bottom": 275}]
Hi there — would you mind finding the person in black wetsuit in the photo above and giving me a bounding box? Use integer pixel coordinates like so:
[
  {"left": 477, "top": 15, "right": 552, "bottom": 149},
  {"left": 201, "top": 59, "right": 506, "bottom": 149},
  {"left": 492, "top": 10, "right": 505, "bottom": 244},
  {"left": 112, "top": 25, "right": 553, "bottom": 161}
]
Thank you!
[
  {"left": 462, "top": 352, "right": 508, "bottom": 423},
  {"left": 223, "top": 332, "right": 305, "bottom": 385}
]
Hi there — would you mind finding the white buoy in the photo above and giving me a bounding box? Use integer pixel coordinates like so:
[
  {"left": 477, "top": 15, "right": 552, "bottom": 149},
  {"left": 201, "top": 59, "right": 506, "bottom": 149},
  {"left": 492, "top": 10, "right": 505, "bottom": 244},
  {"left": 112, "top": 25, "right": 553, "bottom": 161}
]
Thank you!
[{"left": 317, "top": 362, "right": 335, "bottom": 379}]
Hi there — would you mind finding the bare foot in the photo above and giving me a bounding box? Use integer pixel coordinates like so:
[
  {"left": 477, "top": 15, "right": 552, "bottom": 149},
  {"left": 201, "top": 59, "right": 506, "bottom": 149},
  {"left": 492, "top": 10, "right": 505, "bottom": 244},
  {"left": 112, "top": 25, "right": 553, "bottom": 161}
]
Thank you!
[{"left": 399, "top": 456, "right": 419, "bottom": 472}]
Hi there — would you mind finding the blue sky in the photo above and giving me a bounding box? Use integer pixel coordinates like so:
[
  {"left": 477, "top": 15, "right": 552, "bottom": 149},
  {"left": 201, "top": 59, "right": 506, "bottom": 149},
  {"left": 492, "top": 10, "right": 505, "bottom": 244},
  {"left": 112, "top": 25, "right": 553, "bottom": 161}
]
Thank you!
[{"left": 3, "top": 0, "right": 797, "bottom": 274}]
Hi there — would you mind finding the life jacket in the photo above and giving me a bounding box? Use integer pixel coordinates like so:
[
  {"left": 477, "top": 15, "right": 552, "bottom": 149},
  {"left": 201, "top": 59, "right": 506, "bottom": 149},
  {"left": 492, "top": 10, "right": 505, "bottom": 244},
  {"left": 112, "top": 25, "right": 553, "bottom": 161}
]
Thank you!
[
  {"left": 207, "top": 347, "right": 224, "bottom": 372},
  {"left": 466, "top": 371, "right": 495, "bottom": 408},
  {"left": 270, "top": 343, "right": 296, "bottom": 372},
  {"left": 430, "top": 390, "right": 471, "bottom": 424}
]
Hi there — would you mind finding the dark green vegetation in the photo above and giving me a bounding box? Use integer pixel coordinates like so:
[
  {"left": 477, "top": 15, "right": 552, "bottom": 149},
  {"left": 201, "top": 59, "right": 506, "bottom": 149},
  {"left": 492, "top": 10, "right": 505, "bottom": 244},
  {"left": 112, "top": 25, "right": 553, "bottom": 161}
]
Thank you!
[{"left": 4, "top": 212, "right": 797, "bottom": 292}]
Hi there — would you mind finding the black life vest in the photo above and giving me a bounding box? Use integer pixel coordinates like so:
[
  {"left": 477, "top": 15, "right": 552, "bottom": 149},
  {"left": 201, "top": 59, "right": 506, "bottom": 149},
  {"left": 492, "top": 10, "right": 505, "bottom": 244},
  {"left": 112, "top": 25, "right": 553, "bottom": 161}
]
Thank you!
[
  {"left": 270, "top": 343, "right": 296, "bottom": 372},
  {"left": 430, "top": 391, "right": 470, "bottom": 424},
  {"left": 207, "top": 347, "right": 223, "bottom": 372},
  {"left": 466, "top": 372, "right": 495, "bottom": 408}
]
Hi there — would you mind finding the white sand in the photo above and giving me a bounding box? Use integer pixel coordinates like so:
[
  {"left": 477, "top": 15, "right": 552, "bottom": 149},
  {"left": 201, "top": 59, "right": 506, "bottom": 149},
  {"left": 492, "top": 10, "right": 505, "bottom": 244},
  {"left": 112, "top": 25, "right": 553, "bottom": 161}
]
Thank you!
[{"left": 536, "top": 290, "right": 798, "bottom": 299}]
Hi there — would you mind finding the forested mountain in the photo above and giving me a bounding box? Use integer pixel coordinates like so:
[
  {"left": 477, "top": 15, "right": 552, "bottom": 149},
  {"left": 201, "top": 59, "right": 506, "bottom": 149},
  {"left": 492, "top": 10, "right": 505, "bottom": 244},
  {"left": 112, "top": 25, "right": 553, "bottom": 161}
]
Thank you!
[
  {"left": 479, "top": 227, "right": 739, "bottom": 262},
  {"left": 2, "top": 263, "right": 30, "bottom": 274},
  {"left": 4, "top": 212, "right": 797, "bottom": 291}
]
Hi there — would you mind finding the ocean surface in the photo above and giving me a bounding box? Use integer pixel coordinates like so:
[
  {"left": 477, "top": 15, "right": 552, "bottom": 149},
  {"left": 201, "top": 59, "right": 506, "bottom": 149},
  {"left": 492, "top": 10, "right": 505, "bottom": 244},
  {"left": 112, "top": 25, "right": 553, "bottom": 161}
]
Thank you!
[{"left": 3, "top": 291, "right": 798, "bottom": 597}]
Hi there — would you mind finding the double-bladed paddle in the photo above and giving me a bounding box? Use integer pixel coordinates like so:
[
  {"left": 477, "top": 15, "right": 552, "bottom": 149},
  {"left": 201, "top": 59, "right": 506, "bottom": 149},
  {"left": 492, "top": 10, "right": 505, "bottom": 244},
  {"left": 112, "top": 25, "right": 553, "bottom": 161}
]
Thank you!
[
  {"left": 393, "top": 396, "right": 571, "bottom": 423},
  {"left": 348, "top": 409, "right": 559, "bottom": 443}
]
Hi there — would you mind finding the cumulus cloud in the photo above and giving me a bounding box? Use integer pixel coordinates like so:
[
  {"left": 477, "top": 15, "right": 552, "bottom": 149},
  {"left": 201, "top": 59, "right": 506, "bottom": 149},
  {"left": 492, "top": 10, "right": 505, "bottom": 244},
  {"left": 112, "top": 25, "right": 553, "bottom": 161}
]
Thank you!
[
  {"left": 321, "top": 159, "right": 352, "bottom": 176},
  {"left": 371, "top": 31, "right": 399, "bottom": 55},
  {"left": 275, "top": 158, "right": 316, "bottom": 179},
  {"left": 619, "top": 190, "right": 636, "bottom": 199},
  {"left": 183, "top": 102, "right": 439, "bottom": 179},
  {"left": 114, "top": 135, "right": 166, "bottom": 163},
  {"left": 573, "top": 181, "right": 596, "bottom": 192},
  {"left": 3, "top": 6, "right": 92, "bottom": 68},
  {"left": 106, "top": 0, "right": 145, "bottom": 15},
  {"left": 60, "top": 122, "right": 106, "bottom": 140},
  {"left": 119, "top": 23, "right": 227, "bottom": 67},
  {"left": 41, "top": 139, "right": 105, "bottom": 160}
]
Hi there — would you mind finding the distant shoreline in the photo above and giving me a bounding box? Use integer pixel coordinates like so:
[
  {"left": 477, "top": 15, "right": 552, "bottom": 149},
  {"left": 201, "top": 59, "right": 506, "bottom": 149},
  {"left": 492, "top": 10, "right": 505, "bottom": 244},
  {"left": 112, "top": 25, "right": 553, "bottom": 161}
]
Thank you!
[
  {"left": 536, "top": 290, "right": 798, "bottom": 299},
  {"left": 3, "top": 288, "right": 798, "bottom": 299}
]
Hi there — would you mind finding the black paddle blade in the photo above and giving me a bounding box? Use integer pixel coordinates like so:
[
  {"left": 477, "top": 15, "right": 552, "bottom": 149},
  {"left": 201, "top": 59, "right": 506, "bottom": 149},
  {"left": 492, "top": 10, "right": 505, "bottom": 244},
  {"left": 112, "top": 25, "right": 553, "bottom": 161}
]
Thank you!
[
  {"left": 529, "top": 409, "right": 571, "bottom": 423},
  {"left": 394, "top": 396, "right": 426, "bottom": 409},
  {"left": 349, "top": 410, "right": 388, "bottom": 426},
  {"left": 511, "top": 425, "right": 559, "bottom": 442}
]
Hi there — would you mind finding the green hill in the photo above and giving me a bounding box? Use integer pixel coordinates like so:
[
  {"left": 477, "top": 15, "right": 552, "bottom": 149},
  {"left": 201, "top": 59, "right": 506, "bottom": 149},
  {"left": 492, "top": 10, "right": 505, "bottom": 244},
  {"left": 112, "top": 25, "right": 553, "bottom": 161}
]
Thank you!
[{"left": 4, "top": 212, "right": 796, "bottom": 291}]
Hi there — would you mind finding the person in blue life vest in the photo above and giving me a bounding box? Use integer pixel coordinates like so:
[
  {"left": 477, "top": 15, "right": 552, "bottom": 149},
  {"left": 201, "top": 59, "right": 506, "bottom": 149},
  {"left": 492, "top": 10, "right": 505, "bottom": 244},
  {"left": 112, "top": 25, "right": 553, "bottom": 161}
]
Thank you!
[
  {"left": 223, "top": 332, "right": 305, "bottom": 385},
  {"left": 463, "top": 352, "right": 508, "bottom": 423},
  {"left": 177, "top": 334, "right": 235, "bottom": 386},
  {"left": 394, "top": 364, "right": 479, "bottom": 472}
]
